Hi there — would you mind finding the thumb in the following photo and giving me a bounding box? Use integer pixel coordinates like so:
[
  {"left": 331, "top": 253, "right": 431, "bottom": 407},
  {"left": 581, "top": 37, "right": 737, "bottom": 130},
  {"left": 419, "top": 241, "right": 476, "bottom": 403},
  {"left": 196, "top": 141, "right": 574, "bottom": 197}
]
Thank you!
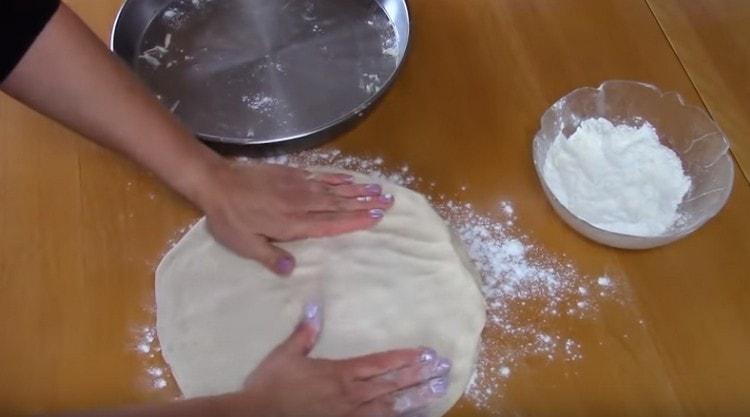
[
  {"left": 247, "top": 237, "right": 296, "bottom": 276},
  {"left": 206, "top": 221, "right": 296, "bottom": 276},
  {"left": 275, "top": 302, "right": 323, "bottom": 357}
]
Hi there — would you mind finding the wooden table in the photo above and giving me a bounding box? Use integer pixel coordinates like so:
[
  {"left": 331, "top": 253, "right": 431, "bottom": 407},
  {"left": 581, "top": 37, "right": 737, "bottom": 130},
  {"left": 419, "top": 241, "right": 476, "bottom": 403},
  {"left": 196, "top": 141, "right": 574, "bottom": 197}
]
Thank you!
[
  {"left": 648, "top": 0, "right": 750, "bottom": 182},
  {"left": 1, "top": 0, "right": 748, "bottom": 416}
]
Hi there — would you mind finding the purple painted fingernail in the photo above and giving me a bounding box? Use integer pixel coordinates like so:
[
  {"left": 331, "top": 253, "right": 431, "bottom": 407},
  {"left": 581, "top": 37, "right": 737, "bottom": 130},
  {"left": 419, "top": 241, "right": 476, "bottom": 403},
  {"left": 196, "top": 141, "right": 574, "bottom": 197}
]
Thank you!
[
  {"left": 302, "top": 301, "right": 322, "bottom": 332},
  {"left": 429, "top": 377, "right": 449, "bottom": 396},
  {"left": 369, "top": 208, "right": 384, "bottom": 219},
  {"left": 364, "top": 184, "right": 382, "bottom": 195},
  {"left": 379, "top": 193, "right": 394, "bottom": 204},
  {"left": 276, "top": 256, "right": 295, "bottom": 275},
  {"left": 433, "top": 358, "right": 452, "bottom": 376},
  {"left": 420, "top": 348, "right": 437, "bottom": 363},
  {"left": 304, "top": 302, "right": 320, "bottom": 321}
]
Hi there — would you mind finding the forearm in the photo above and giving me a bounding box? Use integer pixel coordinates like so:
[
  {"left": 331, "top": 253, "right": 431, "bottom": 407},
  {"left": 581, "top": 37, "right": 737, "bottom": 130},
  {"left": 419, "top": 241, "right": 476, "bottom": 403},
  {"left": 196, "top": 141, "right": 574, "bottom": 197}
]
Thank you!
[
  {"left": 0, "top": 4, "right": 221, "bottom": 208},
  {"left": 52, "top": 392, "right": 262, "bottom": 417}
]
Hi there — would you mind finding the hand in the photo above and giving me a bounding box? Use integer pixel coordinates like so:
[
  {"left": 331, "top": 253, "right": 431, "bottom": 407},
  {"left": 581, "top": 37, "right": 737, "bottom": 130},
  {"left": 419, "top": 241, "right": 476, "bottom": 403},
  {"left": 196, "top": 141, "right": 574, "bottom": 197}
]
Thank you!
[
  {"left": 197, "top": 161, "right": 395, "bottom": 275},
  {"left": 224, "top": 302, "right": 452, "bottom": 417}
]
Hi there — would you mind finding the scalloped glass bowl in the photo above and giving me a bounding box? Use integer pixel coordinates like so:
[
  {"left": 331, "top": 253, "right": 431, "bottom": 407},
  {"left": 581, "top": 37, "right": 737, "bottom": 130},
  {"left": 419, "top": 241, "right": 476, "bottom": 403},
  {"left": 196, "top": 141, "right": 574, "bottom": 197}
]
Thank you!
[{"left": 532, "top": 80, "right": 734, "bottom": 249}]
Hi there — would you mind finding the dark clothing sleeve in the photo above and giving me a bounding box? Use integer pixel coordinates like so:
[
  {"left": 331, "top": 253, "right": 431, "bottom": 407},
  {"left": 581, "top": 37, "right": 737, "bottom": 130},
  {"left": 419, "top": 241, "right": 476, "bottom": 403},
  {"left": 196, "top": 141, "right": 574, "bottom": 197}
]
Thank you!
[{"left": 1, "top": 0, "right": 61, "bottom": 83}]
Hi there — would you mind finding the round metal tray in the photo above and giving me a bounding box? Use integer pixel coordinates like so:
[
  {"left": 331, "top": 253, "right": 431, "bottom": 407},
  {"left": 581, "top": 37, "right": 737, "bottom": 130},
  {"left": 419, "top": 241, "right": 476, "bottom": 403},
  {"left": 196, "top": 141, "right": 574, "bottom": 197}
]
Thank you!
[{"left": 111, "top": 0, "right": 410, "bottom": 145}]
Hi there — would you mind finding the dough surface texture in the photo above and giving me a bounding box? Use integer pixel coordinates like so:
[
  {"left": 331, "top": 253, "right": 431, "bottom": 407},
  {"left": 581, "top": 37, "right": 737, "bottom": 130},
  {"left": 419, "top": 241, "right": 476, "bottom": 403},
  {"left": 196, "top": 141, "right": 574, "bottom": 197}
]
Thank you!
[{"left": 155, "top": 170, "right": 486, "bottom": 416}]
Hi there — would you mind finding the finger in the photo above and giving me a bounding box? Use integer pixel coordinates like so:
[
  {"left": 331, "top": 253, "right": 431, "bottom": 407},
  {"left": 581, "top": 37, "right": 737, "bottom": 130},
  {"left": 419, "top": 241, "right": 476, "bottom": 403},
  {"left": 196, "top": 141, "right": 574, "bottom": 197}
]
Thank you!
[
  {"left": 390, "top": 378, "right": 450, "bottom": 414},
  {"left": 353, "top": 377, "right": 448, "bottom": 417},
  {"left": 206, "top": 223, "right": 295, "bottom": 275},
  {"left": 350, "top": 397, "right": 398, "bottom": 417},
  {"left": 287, "top": 209, "right": 385, "bottom": 239},
  {"left": 402, "top": 410, "right": 429, "bottom": 417},
  {"left": 352, "top": 400, "right": 427, "bottom": 417},
  {"left": 307, "top": 171, "right": 356, "bottom": 186},
  {"left": 347, "top": 193, "right": 395, "bottom": 210},
  {"left": 329, "top": 183, "right": 384, "bottom": 198},
  {"left": 273, "top": 301, "right": 323, "bottom": 357},
  {"left": 358, "top": 356, "right": 452, "bottom": 402},
  {"left": 307, "top": 194, "right": 395, "bottom": 213},
  {"left": 244, "top": 236, "right": 296, "bottom": 276},
  {"left": 341, "top": 348, "right": 433, "bottom": 380}
]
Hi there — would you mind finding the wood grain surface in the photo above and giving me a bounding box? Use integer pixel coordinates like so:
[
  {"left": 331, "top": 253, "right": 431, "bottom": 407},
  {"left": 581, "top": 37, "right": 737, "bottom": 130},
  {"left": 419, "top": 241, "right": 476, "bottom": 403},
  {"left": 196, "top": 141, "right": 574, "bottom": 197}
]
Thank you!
[
  {"left": 647, "top": 0, "right": 750, "bottom": 182},
  {"left": 1, "top": 1, "right": 748, "bottom": 416}
]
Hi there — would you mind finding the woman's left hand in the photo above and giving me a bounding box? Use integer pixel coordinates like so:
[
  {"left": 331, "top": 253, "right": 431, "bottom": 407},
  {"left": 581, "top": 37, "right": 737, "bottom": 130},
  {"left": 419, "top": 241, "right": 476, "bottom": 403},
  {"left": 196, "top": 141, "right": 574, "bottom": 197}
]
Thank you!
[{"left": 196, "top": 161, "right": 395, "bottom": 275}]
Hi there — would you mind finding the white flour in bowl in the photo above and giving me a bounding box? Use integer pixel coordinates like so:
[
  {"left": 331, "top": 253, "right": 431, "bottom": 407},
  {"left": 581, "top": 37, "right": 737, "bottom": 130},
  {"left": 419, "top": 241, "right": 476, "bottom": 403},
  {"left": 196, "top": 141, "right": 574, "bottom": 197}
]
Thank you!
[{"left": 542, "top": 118, "right": 691, "bottom": 236}]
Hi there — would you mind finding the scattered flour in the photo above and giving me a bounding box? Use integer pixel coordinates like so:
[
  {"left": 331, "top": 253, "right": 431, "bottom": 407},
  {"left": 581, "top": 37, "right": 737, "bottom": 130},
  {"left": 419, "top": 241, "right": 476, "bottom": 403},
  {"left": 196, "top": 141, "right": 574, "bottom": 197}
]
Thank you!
[
  {"left": 381, "top": 21, "right": 399, "bottom": 58},
  {"left": 301, "top": 1, "right": 316, "bottom": 21},
  {"left": 138, "top": 34, "right": 173, "bottom": 68},
  {"left": 440, "top": 202, "right": 607, "bottom": 409},
  {"left": 542, "top": 118, "right": 691, "bottom": 236},
  {"left": 500, "top": 201, "right": 514, "bottom": 216},
  {"left": 134, "top": 325, "right": 172, "bottom": 391},
  {"left": 242, "top": 94, "right": 281, "bottom": 116},
  {"left": 359, "top": 73, "right": 383, "bottom": 94},
  {"left": 161, "top": 0, "right": 213, "bottom": 30},
  {"left": 162, "top": 7, "right": 186, "bottom": 29},
  {"left": 382, "top": 44, "right": 399, "bottom": 58}
]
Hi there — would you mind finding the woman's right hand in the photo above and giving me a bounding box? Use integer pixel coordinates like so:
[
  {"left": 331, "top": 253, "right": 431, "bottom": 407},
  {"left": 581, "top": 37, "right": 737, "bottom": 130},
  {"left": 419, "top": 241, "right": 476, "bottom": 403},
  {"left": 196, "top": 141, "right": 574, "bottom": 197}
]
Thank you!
[{"left": 222, "top": 302, "right": 452, "bottom": 417}]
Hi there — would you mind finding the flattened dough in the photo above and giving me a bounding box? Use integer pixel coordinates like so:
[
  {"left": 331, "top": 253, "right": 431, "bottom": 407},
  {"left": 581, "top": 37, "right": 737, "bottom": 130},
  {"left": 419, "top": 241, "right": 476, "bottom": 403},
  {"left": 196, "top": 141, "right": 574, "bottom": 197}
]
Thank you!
[{"left": 155, "top": 170, "right": 486, "bottom": 416}]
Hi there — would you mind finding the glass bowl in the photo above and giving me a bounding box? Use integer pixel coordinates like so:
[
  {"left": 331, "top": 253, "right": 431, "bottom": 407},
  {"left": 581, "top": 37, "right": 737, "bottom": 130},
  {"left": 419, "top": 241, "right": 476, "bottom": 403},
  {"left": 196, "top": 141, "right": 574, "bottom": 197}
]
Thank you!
[{"left": 532, "top": 80, "right": 734, "bottom": 249}]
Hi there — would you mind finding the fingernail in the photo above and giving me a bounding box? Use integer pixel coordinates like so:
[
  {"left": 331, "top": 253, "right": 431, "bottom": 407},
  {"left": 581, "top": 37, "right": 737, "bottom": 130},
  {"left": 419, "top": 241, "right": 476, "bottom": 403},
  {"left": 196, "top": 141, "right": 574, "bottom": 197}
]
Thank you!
[
  {"left": 357, "top": 196, "right": 373, "bottom": 203},
  {"left": 369, "top": 208, "right": 384, "bottom": 219},
  {"left": 276, "top": 256, "right": 295, "bottom": 275},
  {"left": 428, "top": 377, "right": 449, "bottom": 396},
  {"left": 432, "top": 358, "right": 452, "bottom": 376},
  {"left": 379, "top": 193, "right": 394, "bottom": 204},
  {"left": 364, "top": 184, "right": 382, "bottom": 195},
  {"left": 420, "top": 348, "right": 437, "bottom": 363},
  {"left": 302, "top": 301, "right": 322, "bottom": 332}
]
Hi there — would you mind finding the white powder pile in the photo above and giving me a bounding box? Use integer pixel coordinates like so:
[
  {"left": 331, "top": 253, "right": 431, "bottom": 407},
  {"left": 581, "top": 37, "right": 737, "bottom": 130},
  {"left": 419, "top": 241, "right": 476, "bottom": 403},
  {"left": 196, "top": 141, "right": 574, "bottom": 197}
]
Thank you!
[
  {"left": 136, "top": 150, "right": 626, "bottom": 411},
  {"left": 543, "top": 118, "right": 691, "bottom": 236}
]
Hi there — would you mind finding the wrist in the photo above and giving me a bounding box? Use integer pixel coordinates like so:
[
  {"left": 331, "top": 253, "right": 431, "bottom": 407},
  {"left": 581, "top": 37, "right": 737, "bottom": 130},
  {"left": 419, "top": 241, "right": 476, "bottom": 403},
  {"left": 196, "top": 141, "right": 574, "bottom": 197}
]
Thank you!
[
  {"left": 216, "top": 390, "right": 272, "bottom": 417},
  {"left": 170, "top": 146, "right": 228, "bottom": 214}
]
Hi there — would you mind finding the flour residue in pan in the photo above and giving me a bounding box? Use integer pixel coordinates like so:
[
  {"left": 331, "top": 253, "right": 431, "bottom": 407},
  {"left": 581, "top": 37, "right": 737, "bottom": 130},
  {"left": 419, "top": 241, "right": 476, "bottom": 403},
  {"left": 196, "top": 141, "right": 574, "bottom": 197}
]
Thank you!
[{"left": 126, "top": 0, "right": 407, "bottom": 142}]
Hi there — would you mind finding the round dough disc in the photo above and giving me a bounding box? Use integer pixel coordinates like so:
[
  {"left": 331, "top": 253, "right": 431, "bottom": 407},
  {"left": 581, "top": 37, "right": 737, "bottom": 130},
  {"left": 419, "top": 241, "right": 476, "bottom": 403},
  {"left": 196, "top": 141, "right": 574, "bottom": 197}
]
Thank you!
[{"left": 155, "top": 170, "right": 486, "bottom": 416}]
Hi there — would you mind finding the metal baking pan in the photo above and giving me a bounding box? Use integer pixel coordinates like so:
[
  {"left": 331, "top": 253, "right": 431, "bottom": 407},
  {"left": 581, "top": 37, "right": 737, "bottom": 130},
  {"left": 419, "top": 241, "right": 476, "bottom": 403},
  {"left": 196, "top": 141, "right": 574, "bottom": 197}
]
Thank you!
[{"left": 111, "top": 0, "right": 410, "bottom": 145}]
